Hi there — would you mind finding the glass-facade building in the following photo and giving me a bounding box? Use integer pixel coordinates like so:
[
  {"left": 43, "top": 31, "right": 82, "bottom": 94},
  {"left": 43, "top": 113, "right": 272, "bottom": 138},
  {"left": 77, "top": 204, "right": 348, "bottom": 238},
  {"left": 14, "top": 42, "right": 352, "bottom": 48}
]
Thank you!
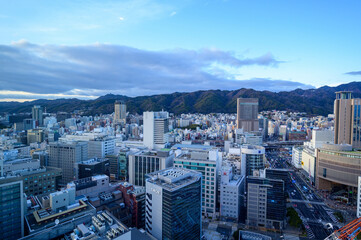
[
  {"left": 241, "top": 145, "right": 265, "bottom": 177},
  {"left": 118, "top": 150, "right": 128, "bottom": 180},
  {"left": 246, "top": 177, "right": 285, "bottom": 230},
  {"left": 245, "top": 154, "right": 264, "bottom": 176},
  {"left": 352, "top": 99, "right": 361, "bottom": 145},
  {"left": 145, "top": 168, "right": 202, "bottom": 240},
  {"left": 174, "top": 158, "right": 217, "bottom": 216},
  {"left": 162, "top": 178, "right": 202, "bottom": 240},
  {"left": 0, "top": 181, "right": 24, "bottom": 240}
]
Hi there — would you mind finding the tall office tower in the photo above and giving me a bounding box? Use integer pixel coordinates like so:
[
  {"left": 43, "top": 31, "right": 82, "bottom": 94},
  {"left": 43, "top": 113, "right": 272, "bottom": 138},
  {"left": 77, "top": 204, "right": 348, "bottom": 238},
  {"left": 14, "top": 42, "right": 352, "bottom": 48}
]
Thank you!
[
  {"left": 128, "top": 150, "right": 174, "bottom": 186},
  {"left": 143, "top": 111, "right": 169, "bottom": 150},
  {"left": 246, "top": 176, "right": 286, "bottom": 230},
  {"left": 114, "top": 100, "right": 127, "bottom": 123},
  {"left": 334, "top": 91, "right": 361, "bottom": 148},
  {"left": 241, "top": 145, "right": 265, "bottom": 177},
  {"left": 145, "top": 168, "right": 202, "bottom": 240},
  {"left": 49, "top": 141, "right": 88, "bottom": 186},
  {"left": 32, "top": 105, "right": 43, "bottom": 126},
  {"left": 173, "top": 144, "right": 221, "bottom": 218},
  {"left": 237, "top": 98, "right": 259, "bottom": 132},
  {"left": 0, "top": 181, "right": 25, "bottom": 239}
]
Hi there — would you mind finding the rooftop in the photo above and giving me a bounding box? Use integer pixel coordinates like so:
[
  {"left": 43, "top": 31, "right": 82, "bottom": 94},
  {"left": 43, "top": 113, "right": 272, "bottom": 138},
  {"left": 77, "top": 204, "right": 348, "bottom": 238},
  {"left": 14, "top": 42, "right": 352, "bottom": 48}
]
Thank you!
[
  {"left": 63, "top": 211, "right": 154, "bottom": 240},
  {"left": 131, "top": 150, "right": 170, "bottom": 157},
  {"left": 25, "top": 198, "right": 96, "bottom": 232},
  {"left": 171, "top": 143, "right": 215, "bottom": 151},
  {"left": 79, "top": 158, "right": 109, "bottom": 165},
  {"left": 146, "top": 167, "right": 201, "bottom": 192}
]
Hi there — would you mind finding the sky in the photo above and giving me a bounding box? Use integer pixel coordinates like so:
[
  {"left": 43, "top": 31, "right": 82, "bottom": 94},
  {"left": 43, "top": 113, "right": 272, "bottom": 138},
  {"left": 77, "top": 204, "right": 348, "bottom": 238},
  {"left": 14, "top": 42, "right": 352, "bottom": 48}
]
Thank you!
[{"left": 1, "top": 0, "right": 361, "bottom": 102}]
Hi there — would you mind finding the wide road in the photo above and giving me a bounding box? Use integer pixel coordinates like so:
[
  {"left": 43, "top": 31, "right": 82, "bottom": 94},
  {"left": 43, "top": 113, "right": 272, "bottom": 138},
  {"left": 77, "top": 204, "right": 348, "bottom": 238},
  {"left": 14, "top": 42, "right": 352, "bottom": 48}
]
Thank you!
[{"left": 266, "top": 148, "right": 341, "bottom": 239}]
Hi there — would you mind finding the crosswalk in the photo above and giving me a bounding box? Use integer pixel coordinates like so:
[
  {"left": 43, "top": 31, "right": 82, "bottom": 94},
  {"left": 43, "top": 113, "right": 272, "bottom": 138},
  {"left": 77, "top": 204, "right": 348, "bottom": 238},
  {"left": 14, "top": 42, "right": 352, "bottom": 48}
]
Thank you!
[
  {"left": 304, "top": 223, "right": 315, "bottom": 239},
  {"left": 325, "top": 209, "right": 339, "bottom": 223}
]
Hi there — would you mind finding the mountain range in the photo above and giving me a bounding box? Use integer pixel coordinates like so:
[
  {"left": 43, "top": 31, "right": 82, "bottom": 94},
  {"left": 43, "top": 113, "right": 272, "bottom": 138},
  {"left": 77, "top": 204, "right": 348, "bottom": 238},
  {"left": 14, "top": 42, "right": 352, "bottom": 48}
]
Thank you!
[{"left": 1, "top": 82, "right": 361, "bottom": 116}]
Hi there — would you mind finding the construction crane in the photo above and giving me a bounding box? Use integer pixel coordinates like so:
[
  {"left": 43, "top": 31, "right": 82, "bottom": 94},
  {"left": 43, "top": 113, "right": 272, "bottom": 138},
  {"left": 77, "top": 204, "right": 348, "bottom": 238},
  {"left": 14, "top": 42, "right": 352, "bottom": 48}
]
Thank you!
[{"left": 325, "top": 218, "right": 361, "bottom": 240}]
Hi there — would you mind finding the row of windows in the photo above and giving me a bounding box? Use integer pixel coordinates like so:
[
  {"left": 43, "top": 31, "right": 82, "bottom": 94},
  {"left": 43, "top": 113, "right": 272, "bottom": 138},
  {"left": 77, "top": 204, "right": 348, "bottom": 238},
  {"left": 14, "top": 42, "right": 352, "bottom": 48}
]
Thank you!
[
  {"left": 320, "top": 150, "right": 361, "bottom": 159},
  {"left": 24, "top": 172, "right": 56, "bottom": 180}
]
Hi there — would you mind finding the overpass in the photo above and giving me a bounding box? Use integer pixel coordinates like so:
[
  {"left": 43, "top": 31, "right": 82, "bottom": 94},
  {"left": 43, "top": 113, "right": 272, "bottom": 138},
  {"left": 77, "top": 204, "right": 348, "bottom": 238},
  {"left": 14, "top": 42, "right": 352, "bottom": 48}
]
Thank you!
[{"left": 264, "top": 141, "right": 305, "bottom": 150}]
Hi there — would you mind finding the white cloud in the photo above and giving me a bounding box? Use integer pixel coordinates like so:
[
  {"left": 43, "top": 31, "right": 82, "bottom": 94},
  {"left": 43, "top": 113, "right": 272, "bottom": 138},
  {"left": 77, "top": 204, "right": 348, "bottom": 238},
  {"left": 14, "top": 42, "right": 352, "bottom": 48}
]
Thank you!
[
  {"left": 0, "top": 90, "right": 98, "bottom": 100},
  {"left": 119, "top": 17, "right": 125, "bottom": 21},
  {"left": 0, "top": 41, "right": 313, "bottom": 101},
  {"left": 170, "top": 11, "right": 177, "bottom": 16}
]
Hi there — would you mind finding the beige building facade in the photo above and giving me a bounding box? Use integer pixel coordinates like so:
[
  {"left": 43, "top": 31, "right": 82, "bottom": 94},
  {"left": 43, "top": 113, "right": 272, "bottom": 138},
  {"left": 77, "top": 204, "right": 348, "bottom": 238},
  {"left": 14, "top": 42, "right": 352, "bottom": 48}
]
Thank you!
[
  {"left": 236, "top": 98, "right": 259, "bottom": 132},
  {"left": 316, "top": 144, "right": 361, "bottom": 193},
  {"left": 334, "top": 91, "right": 361, "bottom": 148}
]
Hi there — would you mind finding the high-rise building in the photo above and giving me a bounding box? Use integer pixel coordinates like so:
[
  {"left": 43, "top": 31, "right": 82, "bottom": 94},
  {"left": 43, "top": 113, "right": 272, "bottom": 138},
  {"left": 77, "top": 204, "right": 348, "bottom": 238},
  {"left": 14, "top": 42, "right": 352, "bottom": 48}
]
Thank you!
[
  {"left": 173, "top": 144, "right": 221, "bottom": 218},
  {"left": 241, "top": 145, "right": 265, "bottom": 177},
  {"left": 143, "top": 111, "right": 169, "bottom": 150},
  {"left": 49, "top": 141, "right": 88, "bottom": 185},
  {"left": 0, "top": 180, "right": 25, "bottom": 240},
  {"left": 145, "top": 168, "right": 202, "bottom": 240},
  {"left": 237, "top": 98, "right": 259, "bottom": 132},
  {"left": 32, "top": 105, "right": 43, "bottom": 126},
  {"left": 246, "top": 176, "right": 286, "bottom": 230},
  {"left": 88, "top": 136, "right": 115, "bottom": 158},
  {"left": 334, "top": 91, "right": 361, "bottom": 148},
  {"left": 114, "top": 100, "right": 127, "bottom": 124},
  {"left": 128, "top": 150, "right": 174, "bottom": 187}
]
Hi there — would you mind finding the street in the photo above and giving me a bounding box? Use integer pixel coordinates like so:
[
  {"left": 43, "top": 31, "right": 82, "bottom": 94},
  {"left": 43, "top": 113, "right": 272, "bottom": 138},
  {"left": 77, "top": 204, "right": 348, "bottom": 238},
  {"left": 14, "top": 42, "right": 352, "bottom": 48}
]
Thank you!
[{"left": 266, "top": 149, "right": 342, "bottom": 239}]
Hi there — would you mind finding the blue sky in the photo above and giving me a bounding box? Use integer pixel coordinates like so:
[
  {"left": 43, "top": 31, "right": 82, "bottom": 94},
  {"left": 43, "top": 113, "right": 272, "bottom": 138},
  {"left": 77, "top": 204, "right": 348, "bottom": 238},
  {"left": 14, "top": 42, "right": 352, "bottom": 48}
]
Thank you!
[{"left": 1, "top": 0, "right": 361, "bottom": 101}]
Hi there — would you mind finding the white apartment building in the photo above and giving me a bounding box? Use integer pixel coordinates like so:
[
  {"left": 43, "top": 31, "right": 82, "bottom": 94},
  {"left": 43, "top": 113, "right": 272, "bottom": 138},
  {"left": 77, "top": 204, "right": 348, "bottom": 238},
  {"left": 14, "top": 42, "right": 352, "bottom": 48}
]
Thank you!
[
  {"left": 220, "top": 165, "right": 244, "bottom": 221},
  {"left": 292, "top": 146, "right": 303, "bottom": 169},
  {"left": 143, "top": 111, "right": 169, "bottom": 150},
  {"left": 88, "top": 137, "right": 115, "bottom": 158},
  {"left": 59, "top": 134, "right": 115, "bottom": 159}
]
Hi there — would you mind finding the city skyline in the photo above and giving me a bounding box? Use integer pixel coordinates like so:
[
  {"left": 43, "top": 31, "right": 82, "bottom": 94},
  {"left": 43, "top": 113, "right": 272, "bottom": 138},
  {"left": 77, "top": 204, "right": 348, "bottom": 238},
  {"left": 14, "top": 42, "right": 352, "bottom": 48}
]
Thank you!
[
  {"left": 1, "top": 0, "right": 361, "bottom": 101},
  {"left": 1, "top": 93, "right": 361, "bottom": 239}
]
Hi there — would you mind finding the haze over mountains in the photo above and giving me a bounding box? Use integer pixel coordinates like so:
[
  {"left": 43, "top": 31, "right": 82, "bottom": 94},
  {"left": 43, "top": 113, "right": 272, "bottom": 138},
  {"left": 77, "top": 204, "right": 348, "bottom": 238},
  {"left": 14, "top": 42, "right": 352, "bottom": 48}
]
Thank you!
[{"left": 1, "top": 81, "right": 361, "bottom": 116}]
